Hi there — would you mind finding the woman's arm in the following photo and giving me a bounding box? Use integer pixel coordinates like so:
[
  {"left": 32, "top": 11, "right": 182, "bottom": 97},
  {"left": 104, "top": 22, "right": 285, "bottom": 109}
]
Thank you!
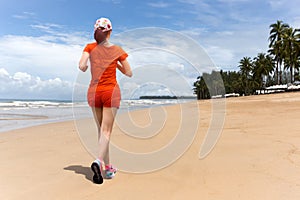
[
  {"left": 117, "top": 59, "right": 132, "bottom": 77},
  {"left": 78, "top": 52, "right": 90, "bottom": 72}
]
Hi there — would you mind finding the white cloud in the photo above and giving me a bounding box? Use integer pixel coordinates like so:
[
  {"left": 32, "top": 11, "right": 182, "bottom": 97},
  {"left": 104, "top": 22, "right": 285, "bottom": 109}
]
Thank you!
[
  {"left": 205, "top": 46, "right": 235, "bottom": 67},
  {"left": 12, "top": 11, "right": 35, "bottom": 19},
  {"left": 0, "top": 68, "right": 73, "bottom": 100},
  {"left": 147, "top": 1, "right": 170, "bottom": 8},
  {"left": 0, "top": 24, "right": 92, "bottom": 100},
  {"left": 0, "top": 34, "right": 88, "bottom": 81},
  {"left": 30, "top": 23, "right": 64, "bottom": 33},
  {"left": 145, "top": 13, "right": 172, "bottom": 19},
  {"left": 180, "top": 23, "right": 270, "bottom": 70},
  {"left": 13, "top": 72, "right": 32, "bottom": 81},
  {"left": 0, "top": 68, "right": 9, "bottom": 77}
]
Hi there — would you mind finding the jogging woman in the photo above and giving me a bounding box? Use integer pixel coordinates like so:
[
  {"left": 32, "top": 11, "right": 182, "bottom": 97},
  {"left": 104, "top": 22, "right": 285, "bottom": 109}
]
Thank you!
[{"left": 79, "top": 17, "right": 132, "bottom": 184}]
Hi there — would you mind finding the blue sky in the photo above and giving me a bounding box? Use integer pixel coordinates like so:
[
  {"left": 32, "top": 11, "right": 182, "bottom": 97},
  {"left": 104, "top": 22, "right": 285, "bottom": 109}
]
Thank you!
[{"left": 0, "top": 0, "right": 300, "bottom": 100}]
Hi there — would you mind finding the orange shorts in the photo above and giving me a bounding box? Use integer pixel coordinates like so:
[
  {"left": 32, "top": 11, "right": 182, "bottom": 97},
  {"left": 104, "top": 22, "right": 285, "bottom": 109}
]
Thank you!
[{"left": 87, "top": 86, "right": 121, "bottom": 108}]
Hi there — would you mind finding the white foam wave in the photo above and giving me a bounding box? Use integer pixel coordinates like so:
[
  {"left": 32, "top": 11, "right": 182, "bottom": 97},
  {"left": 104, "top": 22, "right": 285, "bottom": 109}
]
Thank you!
[{"left": 0, "top": 100, "right": 75, "bottom": 110}]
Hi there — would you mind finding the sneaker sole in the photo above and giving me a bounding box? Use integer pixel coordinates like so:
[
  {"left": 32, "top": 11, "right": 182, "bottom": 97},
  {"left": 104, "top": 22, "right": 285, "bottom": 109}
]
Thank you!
[{"left": 91, "top": 163, "right": 103, "bottom": 184}]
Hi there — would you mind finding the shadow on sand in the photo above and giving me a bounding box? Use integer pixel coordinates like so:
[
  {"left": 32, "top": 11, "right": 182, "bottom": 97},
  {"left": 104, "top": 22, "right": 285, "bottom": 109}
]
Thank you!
[{"left": 64, "top": 165, "right": 93, "bottom": 182}]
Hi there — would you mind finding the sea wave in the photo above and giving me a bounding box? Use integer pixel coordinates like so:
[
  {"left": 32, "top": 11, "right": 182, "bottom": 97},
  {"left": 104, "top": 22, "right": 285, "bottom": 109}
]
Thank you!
[
  {"left": 0, "top": 100, "right": 75, "bottom": 110},
  {"left": 0, "top": 98, "right": 194, "bottom": 133}
]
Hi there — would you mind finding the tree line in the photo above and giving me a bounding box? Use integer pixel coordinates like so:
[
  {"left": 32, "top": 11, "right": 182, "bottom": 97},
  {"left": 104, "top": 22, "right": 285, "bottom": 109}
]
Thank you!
[{"left": 194, "top": 20, "right": 300, "bottom": 99}]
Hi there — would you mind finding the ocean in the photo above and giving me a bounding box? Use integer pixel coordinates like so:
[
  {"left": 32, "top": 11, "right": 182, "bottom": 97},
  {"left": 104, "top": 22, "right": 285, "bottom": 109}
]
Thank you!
[{"left": 0, "top": 98, "right": 195, "bottom": 133}]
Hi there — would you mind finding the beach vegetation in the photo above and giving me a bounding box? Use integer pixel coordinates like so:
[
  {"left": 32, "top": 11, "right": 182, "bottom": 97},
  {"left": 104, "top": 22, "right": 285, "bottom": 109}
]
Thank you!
[{"left": 194, "top": 20, "right": 300, "bottom": 99}]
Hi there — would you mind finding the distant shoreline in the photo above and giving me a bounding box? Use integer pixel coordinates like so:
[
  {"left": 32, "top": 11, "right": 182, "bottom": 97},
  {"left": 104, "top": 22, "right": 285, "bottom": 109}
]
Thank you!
[{"left": 139, "top": 95, "right": 196, "bottom": 100}]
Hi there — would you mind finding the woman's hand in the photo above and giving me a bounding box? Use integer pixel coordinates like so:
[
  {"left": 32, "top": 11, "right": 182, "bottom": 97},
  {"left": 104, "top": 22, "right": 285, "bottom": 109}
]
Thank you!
[
  {"left": 117, "top": 59, "right": 132, "bottom": 77},
  {"left": 79, "top": 52, "right": 90, "bottom": 72},
  {"left": 79, "top": 65, "right": 88, "bottom": 72}
]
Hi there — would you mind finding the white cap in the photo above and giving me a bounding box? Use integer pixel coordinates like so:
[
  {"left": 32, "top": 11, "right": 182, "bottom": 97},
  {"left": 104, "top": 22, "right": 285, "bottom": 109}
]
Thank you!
[{"left": 94, "top": 17, "right": 112, "bottom": 32}]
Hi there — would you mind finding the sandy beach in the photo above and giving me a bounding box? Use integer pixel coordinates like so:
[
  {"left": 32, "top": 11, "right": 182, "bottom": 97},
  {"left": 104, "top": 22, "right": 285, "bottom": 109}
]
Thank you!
[{"left": 1, "top": 92, "right": 300, "bottom": 200}]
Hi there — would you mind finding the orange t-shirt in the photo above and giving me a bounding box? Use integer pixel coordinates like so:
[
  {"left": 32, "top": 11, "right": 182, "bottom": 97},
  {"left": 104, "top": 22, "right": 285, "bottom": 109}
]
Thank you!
[{"left": 83, "top": 42, "right": 128, "bottom": 91}]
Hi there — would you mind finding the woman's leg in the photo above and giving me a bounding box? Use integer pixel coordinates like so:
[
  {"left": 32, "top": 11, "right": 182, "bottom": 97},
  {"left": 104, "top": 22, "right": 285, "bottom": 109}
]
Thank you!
[
  {"left": 91, "top": 107, "right": 103, "bottom": 140},
  {"left": 92, "top": 106, "right": 108, "bottom": 164},
  {"left": 94, "top": 107, "right": 117, "bottom": 165}
]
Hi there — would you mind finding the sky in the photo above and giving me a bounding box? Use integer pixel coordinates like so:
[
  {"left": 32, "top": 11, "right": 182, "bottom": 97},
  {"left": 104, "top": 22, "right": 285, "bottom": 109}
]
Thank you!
[{"left": 0, "top": 0, "right": 300, "bottom": 100}]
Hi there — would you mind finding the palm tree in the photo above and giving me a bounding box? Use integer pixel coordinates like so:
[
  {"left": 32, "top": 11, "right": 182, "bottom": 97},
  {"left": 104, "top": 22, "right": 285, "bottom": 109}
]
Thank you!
[
  {"left": 238, "top": 57, "right": 253, "bottom": 95},
  {"left": 269, "top": 20, "right": 290, "bottom": 84},
  {"left": 253, "top": 53, "right": 274, "bottom": 89},
  {"left": 239, "top": 57, "right": 252, "bottom": 77},
  {"left": 265, "top": 54, "right": 276, "bottom": 85},
  {"left": 268, "top": 42, "right": 283, "bottom": 84},
  {"left": 193, "top": 71, "right": 225, "bottom": 99},
  {"left": 294, "top": 59, "right": 300, "bottom": 81},
  {"left": 282, "top": 27, "right": 300, "bottom": 83},
  {"left": 193, "top": 75, "right": 210, "bottom": 99}
]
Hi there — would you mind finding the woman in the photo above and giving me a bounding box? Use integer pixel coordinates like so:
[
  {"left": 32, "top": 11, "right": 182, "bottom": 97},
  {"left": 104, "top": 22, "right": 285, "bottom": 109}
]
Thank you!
[{"left": 78, "top": 17, "right": 132, "bottom": 184}]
